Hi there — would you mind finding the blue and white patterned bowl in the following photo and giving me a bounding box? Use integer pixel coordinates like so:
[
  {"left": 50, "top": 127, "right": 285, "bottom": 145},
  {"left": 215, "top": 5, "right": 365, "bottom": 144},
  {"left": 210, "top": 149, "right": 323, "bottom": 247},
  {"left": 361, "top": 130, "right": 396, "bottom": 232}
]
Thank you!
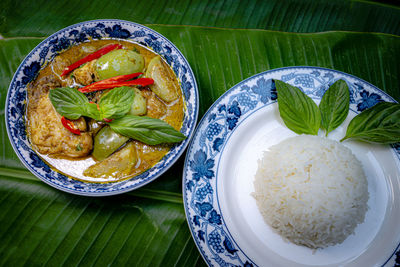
[{"left": 5, "top": 19, "right": 199, "bottom": 196}]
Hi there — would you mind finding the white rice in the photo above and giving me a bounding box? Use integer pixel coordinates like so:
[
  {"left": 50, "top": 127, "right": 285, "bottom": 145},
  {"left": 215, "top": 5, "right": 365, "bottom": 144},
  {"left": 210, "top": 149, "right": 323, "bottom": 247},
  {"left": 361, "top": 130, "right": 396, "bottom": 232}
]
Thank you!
[{"left": 252, "top": 135, "right": 369, "bottom": 248}]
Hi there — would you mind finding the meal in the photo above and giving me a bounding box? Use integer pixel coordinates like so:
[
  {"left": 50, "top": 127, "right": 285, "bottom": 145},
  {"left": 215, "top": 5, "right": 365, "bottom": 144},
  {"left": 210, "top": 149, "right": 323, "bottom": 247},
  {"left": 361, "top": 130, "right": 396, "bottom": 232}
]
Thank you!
[
  {"left": 252, "top": 135, "right": 369, "bottom": 248},
  {"left": 26, "top": 40, "right": 186, "bottom": 182}
]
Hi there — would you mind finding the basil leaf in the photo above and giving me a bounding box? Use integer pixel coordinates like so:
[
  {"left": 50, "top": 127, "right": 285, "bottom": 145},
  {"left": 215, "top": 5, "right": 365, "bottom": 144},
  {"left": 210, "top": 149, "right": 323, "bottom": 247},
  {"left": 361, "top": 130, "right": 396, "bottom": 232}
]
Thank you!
[
  {"left": 341, "top": 102, "right": 400, "bottom": 144},
  {"left": 108, "top": 115, "right": 186, "bottom": 145},
  {"left": 49, "top": 87, "right": 89, "bottom": 120},
  {"left": 275, "top": 80, "right": 321, "bottom": 135},
  {"left": 319, "top": 79, "right": 350, "bottom": 136},
  {"left": 84, "top": 102, "right": 102, "bottom": 121},
  {"left": 99, "top": 86, "right": 135, "bottom": 119}
]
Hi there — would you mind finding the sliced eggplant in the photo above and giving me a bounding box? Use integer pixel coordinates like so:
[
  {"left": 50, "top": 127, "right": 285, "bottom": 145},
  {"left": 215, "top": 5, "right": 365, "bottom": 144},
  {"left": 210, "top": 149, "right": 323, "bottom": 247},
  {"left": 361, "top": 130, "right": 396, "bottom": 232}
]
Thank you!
[
  {"left": 129, "top": 88, "right": 147, "bottom": 116},
  {"left": 96, "top": 49, "right": 144, "bottom": 80},
  {"left": 92, "top": 126, "right": 129, "bottom": 161},
  {"left": 145, "top": 56, "right": 178, "bottom": 102},
  {"left": 84, "top": 141, "right": 137, "bottom": 179}
]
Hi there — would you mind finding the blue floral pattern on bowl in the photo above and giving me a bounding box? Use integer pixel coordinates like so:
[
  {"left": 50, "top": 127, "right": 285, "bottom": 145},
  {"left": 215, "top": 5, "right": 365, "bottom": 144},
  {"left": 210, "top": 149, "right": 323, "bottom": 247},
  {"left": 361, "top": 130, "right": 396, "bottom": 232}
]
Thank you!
[
  {"left": 5, "top": 19, "right": 199, "bottom": 196},
  {"left": 182, "top": 67, "right": 399, "bottom": 266}
]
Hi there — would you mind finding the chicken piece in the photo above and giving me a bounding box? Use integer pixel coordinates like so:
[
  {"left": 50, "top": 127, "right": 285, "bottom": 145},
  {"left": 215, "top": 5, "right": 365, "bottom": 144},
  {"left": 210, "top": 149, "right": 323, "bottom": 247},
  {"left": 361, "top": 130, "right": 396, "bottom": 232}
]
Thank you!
[
  {"left": 73, "top": 117, "right": 88, "bottom": 131},
  {"left": 28, "top": 93, "right": 93, "bottom": 158},
  {"left": 28, "top": 75, "right": 61, "bottom": 108},
  {"left": 141, "top": 88, "right": 167, "bottom": 119},
  {"left": 73, "top": 60, "right": 99, "bottom": 86},
  {"left": 50, "top": 56, "right": 75, "bottom": 87},
  {"left": 51, "top": 56, "right": 71, "bottom": 75}
]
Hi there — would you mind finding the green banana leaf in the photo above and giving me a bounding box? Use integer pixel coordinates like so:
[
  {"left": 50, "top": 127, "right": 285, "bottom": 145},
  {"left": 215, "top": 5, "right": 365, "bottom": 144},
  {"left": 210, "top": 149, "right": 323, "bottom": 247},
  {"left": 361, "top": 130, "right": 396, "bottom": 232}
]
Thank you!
[
  {"left": 1, "top": 2, "right": 400, "bottom": 265},
  {"left": 1, "top": 26, "right": 399, "bottom": 265},
  {"left": 0, "top": 174, "right": 202, "bottom": 266},
  {"left": 0, "top": 0, "right": 399, "bottom": 37},
  {"left": 2, "top": 29, "right": 399, "bottom": 171}
]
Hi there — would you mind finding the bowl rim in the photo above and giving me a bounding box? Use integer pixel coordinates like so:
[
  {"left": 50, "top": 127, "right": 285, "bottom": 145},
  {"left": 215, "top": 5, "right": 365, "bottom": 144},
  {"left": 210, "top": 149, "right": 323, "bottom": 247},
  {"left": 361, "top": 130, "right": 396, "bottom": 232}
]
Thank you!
[{"left": 5, "top": 19, "right": 199, "bottom": 196}]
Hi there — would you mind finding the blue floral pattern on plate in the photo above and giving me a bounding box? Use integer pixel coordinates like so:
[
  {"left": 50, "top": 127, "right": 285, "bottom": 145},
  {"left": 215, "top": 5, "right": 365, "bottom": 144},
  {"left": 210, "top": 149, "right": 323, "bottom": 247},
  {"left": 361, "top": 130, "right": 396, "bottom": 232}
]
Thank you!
[
  {"left": 182, "top": 67, "right": 399, "bottom": 266},
  {"left": 5, "top": 19, "right": 199, "bottom": 196}
]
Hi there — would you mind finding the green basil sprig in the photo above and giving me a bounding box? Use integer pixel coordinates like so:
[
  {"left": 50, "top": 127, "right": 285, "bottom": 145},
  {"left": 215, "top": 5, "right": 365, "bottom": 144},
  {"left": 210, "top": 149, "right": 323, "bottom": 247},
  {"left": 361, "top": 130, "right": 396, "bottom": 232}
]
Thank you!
[
  {"left": 275, "top": 80, "right": 321, "bottom": 135},
  {"left": 49, "top": 86, "right": 134, "bottom": 121},
  {"left": 341, "top": 102, "right": 400, "bottom": 144},
  {"left": 275, "top": 79, "right": 399, "bottom": 145},
  {"left": 49, "top": 86, "right": 186, "bottom": 145},
  {"left": 108, "top": 115, "right": 186, "bottom": 145},
  {"left": 319, "top": 79, "right": 349, "bottom": 136}
]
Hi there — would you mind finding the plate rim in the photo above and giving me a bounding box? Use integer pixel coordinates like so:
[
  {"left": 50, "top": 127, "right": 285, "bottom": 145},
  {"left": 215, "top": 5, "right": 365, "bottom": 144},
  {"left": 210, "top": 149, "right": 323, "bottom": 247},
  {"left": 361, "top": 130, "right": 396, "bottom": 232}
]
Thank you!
[
  {"left": 5, "top": 19, "right": 199, "bottom": 196},
  {"left": 182, "top": 66, "right": 400, "bottom": 266}
]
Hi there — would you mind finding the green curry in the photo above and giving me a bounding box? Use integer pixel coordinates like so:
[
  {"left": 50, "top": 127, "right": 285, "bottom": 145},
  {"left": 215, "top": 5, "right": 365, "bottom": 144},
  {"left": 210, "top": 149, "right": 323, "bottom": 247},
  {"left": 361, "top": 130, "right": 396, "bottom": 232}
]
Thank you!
[{"left": 26, "top": 39, "right": 185, "bottom": 182}]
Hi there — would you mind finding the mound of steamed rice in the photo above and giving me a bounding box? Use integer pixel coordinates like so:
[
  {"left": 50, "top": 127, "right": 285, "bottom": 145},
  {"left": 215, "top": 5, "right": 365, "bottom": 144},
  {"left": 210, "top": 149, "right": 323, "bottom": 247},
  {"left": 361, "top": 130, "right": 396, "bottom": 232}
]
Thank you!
[{"left": 252, "top": 135, "right": 369, "bottom": 249}]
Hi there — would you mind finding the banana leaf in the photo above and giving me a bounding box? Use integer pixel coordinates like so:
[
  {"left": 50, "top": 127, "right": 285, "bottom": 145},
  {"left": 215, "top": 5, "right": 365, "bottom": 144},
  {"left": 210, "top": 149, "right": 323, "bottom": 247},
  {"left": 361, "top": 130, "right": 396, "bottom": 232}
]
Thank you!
[
  {"left": 0, "top": 174, "right": 203, "bottom": 266},
  {"left": 1, "top": 29, "right": 399, "bottom": 170},
  {"left": 0, "top": 0, "right": 399, "bottom": 37},
  {"left": 0, "top": 26, "right": 399, "bottom": 266}
]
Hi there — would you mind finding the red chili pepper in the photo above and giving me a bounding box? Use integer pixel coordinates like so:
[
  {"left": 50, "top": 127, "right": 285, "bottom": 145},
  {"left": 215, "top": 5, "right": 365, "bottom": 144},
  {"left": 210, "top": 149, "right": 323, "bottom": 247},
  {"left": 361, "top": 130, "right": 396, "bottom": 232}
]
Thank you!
[
  {"left": 61, "top": 116, "right": 81, "bottom": 135},
  {"left": 61, "top": 44, "right": 123, "bottom": 77},
  {"left": 103, "top": 118, "right": 114, "bottom": 123},
  {"left": 97, "top": 72, "right": 143, "bottom": 83},
  {"left": 79, "top": 72, "right": 143, "bottom": 93},
  {"left": 79, "top": 78, "right": 154, "bottom": 93}
]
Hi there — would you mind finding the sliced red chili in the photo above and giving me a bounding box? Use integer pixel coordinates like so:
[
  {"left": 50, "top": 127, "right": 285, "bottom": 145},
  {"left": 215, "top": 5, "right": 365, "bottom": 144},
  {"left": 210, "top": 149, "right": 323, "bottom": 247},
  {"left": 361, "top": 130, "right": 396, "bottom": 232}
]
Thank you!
[
  {"left": 79, "top": 78, "right": 154, "bottom": 93},
  {"left": 78, "top": 72, "right": 143, "bottom": 93},
  {"left": 103, "top": 118, "right": 114, "bottom": 123},
  {"left": 97, "top": 72, "right": 143, "bottom": 83},
  {"left": 61, "top": 44, "right": 123, "bottom": 77},
  {"left": 61, "top": 116, "right": 81, "bottom": 135}
]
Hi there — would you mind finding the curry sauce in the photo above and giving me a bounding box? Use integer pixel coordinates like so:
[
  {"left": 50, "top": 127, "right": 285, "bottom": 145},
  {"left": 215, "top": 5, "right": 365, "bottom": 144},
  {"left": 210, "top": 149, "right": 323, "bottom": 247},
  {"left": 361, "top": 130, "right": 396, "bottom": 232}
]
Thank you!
[{"left": 26, "top": 39, "right": 185, "bottom": 182}]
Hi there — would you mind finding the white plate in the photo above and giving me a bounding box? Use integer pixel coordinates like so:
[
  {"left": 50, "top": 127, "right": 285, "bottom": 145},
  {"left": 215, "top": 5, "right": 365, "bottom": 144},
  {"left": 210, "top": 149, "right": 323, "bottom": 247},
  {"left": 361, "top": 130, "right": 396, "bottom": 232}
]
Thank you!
[{"left": 183, "top": 67, "right": 400, "bottom": 266}]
